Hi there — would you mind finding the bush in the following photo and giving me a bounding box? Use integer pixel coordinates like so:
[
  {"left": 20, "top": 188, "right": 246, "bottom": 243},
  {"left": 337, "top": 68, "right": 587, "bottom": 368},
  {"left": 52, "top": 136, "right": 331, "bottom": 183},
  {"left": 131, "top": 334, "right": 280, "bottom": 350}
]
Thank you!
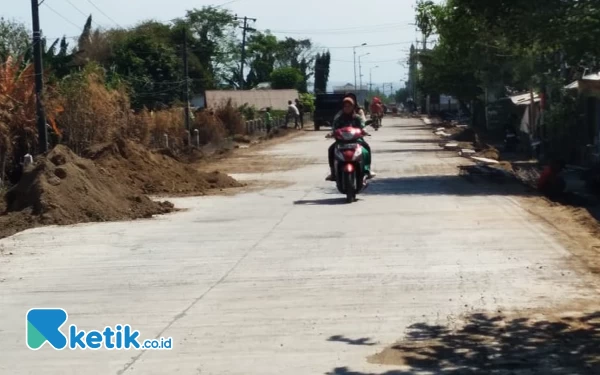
[
  {"left": 215, "top": 99, "right": 245, "bottom": 135},
  {"left": 239, "top": 103, "right": 259, "bottom": 120},
  {"left": 299, "top": 92, "right": 315, "bottom": 113},
  {"left": 270, "top": 67, "right": 303, "bottom": 90},
  {"left": 193, "top": 111, "right": 227, "bottom": 145},
  {"left": 56, "top": 64, "right": 130, "bottom": 154}
]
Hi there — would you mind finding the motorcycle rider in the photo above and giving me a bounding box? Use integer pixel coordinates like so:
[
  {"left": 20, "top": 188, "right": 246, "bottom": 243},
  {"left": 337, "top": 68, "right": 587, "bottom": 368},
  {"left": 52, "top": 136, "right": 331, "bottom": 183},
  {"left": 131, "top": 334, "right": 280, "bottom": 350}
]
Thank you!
[
  {"left": 326, "top": 96, "right": 376, "bottom": 181},
  {"left": 370, "top": 97, "right": 384, "bottom": 121}
]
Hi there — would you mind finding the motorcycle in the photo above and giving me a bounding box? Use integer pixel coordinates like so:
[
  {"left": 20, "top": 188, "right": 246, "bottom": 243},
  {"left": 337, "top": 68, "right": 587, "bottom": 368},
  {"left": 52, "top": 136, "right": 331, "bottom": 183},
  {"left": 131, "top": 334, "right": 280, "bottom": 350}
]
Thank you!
[
  {"left": 370, "top": 113, "right": 382, "bottom": 131},
  {"left": 326, "top": 125, "right": 372, "bottom": 203}
]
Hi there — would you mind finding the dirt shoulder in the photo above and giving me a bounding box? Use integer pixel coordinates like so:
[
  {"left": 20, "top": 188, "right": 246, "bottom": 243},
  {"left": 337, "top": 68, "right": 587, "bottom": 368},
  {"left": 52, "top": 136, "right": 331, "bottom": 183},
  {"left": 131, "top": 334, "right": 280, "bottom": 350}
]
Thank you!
[
  {"left": 425, "top": 116, "right": 600, "bottom": 276},
  {"left": 0, "top": 127, "right": 306, "bottom": 240},
  {"left": 197, "top": 127, "right": 311, "bottom": 175}
]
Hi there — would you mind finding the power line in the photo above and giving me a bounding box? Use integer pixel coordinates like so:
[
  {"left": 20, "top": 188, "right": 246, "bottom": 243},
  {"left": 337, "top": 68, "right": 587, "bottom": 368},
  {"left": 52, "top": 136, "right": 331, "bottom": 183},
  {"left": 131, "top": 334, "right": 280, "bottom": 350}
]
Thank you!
[
  {"left": 316, "top": 41, "right": 419, "bottom": 50},
  {"left": 85, "top": 0, "right": 122, "bottom": 28},
  {"left": 266, "top": 24, "right": 415, "bottom": 36},
  {"left": 42, "top": 2, "right": 83, "bottom": 31},
  {"left": 62, "top": 0, "right": 89, "bottom": 18},
  {"left": 266, "top": 22, "right": 412, "bottom": 33}
]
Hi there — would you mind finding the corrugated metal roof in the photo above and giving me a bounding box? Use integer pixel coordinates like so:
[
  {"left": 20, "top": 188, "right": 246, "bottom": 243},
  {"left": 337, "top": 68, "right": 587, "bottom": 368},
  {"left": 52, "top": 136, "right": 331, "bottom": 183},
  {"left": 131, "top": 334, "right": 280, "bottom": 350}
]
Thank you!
[
  {"left": 565, "top": 71, "right": 600, "bottom": 90},
  {"left": 509, "top": 92, "right": 540, "bottom": 105}
]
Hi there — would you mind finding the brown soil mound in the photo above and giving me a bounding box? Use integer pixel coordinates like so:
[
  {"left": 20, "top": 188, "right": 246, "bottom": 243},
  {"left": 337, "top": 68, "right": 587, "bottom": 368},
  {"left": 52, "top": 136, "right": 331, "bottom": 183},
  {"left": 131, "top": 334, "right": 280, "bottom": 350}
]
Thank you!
[
  {"left": 475, "top": 146, "right": 500, "bottom": 160},
  {"left": 1, "top": 145, "right": 173, "bottom": 238},
  {"left": 85, "top": 139, "right": 242, "bottom": 195}
]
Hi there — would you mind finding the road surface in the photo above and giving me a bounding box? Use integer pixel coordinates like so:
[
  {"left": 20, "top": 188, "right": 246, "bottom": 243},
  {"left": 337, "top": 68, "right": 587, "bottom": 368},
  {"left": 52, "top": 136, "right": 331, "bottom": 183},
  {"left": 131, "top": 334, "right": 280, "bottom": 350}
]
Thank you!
[{"left": 1, "top": 117, "right": 599, "bottom": 374}]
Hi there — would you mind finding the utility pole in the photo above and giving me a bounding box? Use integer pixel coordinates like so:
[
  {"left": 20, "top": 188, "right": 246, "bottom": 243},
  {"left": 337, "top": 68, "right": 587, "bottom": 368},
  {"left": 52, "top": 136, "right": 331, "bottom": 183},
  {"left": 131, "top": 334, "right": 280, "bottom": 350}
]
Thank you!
[
  {"left": 182, "top": 27, "right": 190, "bottom": 131},
  {"left": 31, "top": 0, "right": 48, "bottom": 153},
  {"left": 237, "top": 16, "right": 257, "bottom": 90},
  {"left": 353, "top": 43, "right": 367, "bottom": 90},
  {"left": 358, "top": 52, "right": 370, "bottom": 92}
]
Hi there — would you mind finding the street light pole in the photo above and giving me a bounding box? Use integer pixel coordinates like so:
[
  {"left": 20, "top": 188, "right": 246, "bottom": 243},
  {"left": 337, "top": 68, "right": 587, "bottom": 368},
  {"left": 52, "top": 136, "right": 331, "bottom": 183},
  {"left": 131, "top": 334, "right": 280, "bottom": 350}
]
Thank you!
[
  {"left": 369, "top": 65, "right": 379, "bottom": 94},
  {"left": 353, "top": 43, "right": 367, "bottom": 90},
  {"left": 358, "top": 52, "right": 370, "bottom": 91}
]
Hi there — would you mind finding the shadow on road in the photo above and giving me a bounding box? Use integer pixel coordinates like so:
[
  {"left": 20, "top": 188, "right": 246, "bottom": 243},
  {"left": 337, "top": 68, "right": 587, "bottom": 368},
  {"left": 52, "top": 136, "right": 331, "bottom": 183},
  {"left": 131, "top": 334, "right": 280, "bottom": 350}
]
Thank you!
[
  {"left": 326, "top": 310, "right": 600, "bottom": 374},
  {"left": 328, "top": 335, "right": 377, "bottom": 346},
  {"left": 376, "top": 148, "right": 442, "bottom": 154},
  {"left": 385, "top": 138, "right": 441, "bottom": 144},
  {"left": 294, "top": 198, "right": 348, "bottom": 205},
  {"left": 365, "top": 175, "right": 529, "bottom": 196}
]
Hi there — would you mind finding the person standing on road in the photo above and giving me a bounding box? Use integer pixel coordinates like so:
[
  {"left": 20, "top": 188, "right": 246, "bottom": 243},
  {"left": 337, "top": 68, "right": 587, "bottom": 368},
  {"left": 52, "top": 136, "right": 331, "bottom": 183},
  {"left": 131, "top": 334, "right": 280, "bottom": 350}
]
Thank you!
[
  {"left": 295, "top": 98, "right": 305, "bottom": 129},
  {"left": 286, "top": 100, "right": 300, "bottom": 128},
  {"left": 264, "top": 107, "right": 273, "bottom": 133}
]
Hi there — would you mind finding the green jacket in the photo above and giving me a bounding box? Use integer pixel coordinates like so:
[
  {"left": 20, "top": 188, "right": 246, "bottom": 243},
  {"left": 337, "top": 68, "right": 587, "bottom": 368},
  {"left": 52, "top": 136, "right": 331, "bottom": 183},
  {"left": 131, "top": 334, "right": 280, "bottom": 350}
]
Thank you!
[{"left": 332, "top": 112, "right": 365, "bottom": 130}]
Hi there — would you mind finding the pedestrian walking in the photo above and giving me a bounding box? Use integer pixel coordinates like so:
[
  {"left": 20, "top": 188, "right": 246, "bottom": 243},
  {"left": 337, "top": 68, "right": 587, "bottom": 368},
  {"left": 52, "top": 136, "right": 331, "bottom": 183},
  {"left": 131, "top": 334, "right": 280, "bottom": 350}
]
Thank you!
[
  {"left": 295, "top": 98, "right": 305, "bottom": 129},
  {"left": 286, "top": 100, "right": 300, "bottom": 128}
]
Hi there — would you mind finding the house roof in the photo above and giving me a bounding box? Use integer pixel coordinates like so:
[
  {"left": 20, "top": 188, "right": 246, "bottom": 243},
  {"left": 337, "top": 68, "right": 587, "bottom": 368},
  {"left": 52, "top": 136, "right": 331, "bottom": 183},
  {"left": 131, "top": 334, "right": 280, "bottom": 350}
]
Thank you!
[
  {"left": 565, "top": 71, "right": 600, "bottom": 90},
  {"left": 509, "top": 92, "right": 541, "bottom": 105}
]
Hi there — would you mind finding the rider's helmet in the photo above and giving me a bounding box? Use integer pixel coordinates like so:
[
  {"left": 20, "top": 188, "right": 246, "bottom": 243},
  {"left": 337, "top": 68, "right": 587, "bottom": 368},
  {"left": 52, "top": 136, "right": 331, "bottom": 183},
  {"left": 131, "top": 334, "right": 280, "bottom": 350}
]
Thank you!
[{"left": 344, "top": 92, "right": 358, "bottom": 108}]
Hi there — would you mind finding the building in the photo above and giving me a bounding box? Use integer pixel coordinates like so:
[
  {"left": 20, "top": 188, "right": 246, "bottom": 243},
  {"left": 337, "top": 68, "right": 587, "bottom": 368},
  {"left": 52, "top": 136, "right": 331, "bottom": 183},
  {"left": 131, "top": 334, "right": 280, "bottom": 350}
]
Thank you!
[
  {"left": 333, "top": 84, "right": 369, "bottom": 106},
  {"left": 191, "top": 89, "right": 299, "bottom": 111}
]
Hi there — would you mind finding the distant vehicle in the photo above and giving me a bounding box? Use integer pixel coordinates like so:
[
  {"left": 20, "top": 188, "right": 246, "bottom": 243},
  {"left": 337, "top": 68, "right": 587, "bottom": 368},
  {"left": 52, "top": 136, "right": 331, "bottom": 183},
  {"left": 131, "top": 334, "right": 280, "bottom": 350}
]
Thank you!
[{"left": 313, "top": 93, "right": 347, "bottom": 131}]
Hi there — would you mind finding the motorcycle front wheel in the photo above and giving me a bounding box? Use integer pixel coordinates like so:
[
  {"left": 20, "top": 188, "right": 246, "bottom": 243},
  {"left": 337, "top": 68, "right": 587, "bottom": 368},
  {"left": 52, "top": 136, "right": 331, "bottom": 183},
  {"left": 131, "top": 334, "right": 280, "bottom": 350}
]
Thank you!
[{"left": 344, "top": 170, "right": 356, "bottom": 203}]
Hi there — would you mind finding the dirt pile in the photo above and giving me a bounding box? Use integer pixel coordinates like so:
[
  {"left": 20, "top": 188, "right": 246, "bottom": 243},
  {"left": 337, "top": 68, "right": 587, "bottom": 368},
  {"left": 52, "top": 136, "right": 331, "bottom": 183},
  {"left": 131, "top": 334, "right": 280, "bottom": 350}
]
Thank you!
[
  {"left": 85, "top": 139, "right": 242, "bottom": 195},
  {"left": 1, "top": 145, "right": 173, "bottom": 238}
]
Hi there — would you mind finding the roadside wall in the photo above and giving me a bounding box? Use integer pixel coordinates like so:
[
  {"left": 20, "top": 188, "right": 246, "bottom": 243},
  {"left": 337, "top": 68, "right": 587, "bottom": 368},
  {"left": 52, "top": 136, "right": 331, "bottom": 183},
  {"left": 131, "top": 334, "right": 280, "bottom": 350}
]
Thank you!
[{"left": 192, "top": 89, "right": 299, "bottom": 111}]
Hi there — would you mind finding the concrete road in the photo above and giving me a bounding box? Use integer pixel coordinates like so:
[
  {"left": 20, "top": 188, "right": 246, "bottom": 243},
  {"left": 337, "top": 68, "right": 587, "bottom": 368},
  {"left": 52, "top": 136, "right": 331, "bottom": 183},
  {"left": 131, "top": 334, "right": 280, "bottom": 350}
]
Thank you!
[{"left": 1, "top": 117, "right": 598, "bottom": 374}]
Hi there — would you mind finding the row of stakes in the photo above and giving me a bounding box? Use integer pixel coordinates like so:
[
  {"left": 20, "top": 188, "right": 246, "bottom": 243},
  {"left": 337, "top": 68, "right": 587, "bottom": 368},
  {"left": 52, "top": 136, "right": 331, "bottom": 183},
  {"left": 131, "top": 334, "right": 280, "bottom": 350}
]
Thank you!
[{"left": 161, "top": 117, "right": 289, "bottom": 149}]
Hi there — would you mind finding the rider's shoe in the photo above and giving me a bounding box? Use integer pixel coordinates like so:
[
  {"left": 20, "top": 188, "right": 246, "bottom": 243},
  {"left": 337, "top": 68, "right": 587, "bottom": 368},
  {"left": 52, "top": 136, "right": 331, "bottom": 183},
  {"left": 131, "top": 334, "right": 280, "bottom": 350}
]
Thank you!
[
  {"left": 366, "top": 170, "right": 377, "bottom": 179},
  {"left": 325, "top": 174, "right": 335, "bottom": 181}
]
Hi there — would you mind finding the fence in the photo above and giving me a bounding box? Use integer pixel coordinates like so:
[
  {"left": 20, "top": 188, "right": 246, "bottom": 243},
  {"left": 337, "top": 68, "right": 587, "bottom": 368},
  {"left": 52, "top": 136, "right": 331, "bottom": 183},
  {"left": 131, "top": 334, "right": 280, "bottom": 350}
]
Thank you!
[{"left": 153, "top": 113, "right": 311, "bottom": 149}]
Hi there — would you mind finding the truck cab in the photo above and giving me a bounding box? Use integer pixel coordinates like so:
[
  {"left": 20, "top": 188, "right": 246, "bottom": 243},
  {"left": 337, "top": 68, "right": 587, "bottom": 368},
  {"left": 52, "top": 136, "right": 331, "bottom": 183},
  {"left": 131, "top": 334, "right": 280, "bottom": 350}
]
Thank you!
[{"left": 313, "top": 93, "right": 346, "bottom": 131}]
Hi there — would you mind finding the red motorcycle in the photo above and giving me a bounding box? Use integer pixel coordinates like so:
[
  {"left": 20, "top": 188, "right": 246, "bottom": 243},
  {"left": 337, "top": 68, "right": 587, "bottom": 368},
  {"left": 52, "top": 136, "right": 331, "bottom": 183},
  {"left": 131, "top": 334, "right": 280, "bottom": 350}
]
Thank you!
[{"left": 327, "top": 126, "right": 371, "bottom": 203}]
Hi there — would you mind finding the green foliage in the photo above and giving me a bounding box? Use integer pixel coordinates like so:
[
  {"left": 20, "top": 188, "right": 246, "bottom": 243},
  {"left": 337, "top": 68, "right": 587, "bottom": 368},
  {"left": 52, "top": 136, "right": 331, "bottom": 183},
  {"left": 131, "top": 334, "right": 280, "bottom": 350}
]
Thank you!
[
  {"left": 0, "top": 18, "right": 29, "bottom": 60},
  {"left": 238, "top": 103, "right": 259, "bottom": 120},
  {"left": 415, "top": 0, "right": 600, "bottom": 103},
  {"left": 313, "top": 51, "right": 331, "bottom": 94},
  {"left": 270, "top": 67, "right": 303, "bottom": 90},
  {"left": 245, "top": 32, "right": 279, "bottom": 88},
  {"left": 395, "top": 88, "right": 410, "bottom": 104},
  {"left": 109, "top": 25, "right": 182, "bottom": 109},
  {"left": 299, "top": 93, "right": 315, "bottom": 113}
]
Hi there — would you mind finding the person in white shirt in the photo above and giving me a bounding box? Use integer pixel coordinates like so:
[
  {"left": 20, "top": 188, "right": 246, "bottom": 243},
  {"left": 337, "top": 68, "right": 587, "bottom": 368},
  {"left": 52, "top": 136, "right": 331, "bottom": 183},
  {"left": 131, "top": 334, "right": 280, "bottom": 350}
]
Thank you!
[{"left": 286, "top": 100, "right": 300, "bottom": 128}]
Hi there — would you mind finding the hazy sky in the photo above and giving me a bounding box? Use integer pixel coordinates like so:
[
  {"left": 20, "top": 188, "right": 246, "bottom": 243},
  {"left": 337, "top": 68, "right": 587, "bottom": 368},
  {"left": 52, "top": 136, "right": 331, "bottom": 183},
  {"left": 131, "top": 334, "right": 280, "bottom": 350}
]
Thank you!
[{"left": 8, "top": 0, "right": 420, "bottom": 93}]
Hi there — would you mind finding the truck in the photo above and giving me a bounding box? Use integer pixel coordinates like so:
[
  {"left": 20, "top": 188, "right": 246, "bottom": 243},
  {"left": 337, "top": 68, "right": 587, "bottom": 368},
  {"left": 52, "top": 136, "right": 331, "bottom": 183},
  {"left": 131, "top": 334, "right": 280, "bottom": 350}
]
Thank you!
[{"left": 313, "top": 93, "right": 346, "bottom": 131}]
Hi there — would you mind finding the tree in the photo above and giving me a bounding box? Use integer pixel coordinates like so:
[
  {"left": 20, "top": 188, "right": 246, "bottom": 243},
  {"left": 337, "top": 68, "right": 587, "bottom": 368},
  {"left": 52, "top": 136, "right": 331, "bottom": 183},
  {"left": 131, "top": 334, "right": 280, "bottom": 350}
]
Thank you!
[
  {"left": 313, "top": 51, "right": 330, "bottom": 94},
  {"left": 245, "top": 31, "right": 279, "bottom": 88},
  {"left": 109, "top": 23, "right": 182, "bottom": 109},
  {"left": 270, "top": 67, "right": 302, "bottom": 89},
  {"left": 180, "top": 7, "right": 239, "bottom": 89},
  {"left": 276, "top": 37, "right": 314, "bottom": 93},
  {"left": 0, "top": 18, "right": 29, "bottom": 60},
  {"left": 395, "top": 88, "right": 410, "bottom": 104}
]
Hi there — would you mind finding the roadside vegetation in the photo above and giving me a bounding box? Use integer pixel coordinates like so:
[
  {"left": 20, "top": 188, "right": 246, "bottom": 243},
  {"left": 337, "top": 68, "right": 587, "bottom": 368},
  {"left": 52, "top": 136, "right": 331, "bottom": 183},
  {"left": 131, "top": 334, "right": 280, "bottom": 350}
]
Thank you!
[{"left": 0, "top": 7, "right": 327, "bottom": 237}]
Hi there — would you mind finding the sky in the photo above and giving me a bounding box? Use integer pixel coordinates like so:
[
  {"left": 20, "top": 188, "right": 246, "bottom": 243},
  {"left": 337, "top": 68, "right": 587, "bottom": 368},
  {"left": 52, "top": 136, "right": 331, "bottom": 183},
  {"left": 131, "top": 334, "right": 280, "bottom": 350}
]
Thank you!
[{"left": 7, "top": 0, "right": 421, "bottom": 93}]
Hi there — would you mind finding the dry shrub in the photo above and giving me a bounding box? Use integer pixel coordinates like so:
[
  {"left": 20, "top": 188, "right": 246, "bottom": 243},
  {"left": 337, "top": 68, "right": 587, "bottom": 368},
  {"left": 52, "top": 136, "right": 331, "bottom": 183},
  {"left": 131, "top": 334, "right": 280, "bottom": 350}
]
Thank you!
[
  {"left": 151, "top": 108, "right": 186, "bottom": 147},
  {"left": 193, "top": 111, "right": 226, "bottom": 145},
  {"left": 215, "top": 99, "right": 245, "bottom": 136},
  {"left": 56, "top": 64, "right": 129, "bottom": 154},
  {"left": 126, "top": 107, "right": 151, "bottom": 145},
  {"left": 0, "top": 57, "right": 39, "bottom": 184}
]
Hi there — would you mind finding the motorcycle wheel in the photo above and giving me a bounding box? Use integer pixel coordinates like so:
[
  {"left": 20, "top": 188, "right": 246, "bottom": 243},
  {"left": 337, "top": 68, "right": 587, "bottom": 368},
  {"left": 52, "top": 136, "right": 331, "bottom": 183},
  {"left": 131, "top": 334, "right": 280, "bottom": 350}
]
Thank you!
[{"left": 344, "top": 171, "right": 356, "bottom": 203}]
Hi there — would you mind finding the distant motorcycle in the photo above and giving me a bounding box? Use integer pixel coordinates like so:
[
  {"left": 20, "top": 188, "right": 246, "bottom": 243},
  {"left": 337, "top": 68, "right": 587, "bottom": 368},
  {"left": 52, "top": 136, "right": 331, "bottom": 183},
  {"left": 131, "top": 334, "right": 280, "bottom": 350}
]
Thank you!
[
  {"left": 327, "top": 125, "right": 372, "bottom": 203},
  {"left": 370, "top": 114, "right": 382, "bottom": 131}
]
